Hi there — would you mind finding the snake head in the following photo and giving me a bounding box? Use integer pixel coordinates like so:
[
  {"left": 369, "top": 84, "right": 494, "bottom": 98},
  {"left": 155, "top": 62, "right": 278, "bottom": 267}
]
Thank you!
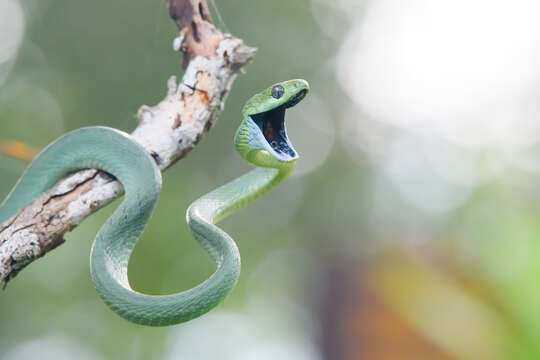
[{"left": 235, "top": 79, "right": 310, "bottom": 167}]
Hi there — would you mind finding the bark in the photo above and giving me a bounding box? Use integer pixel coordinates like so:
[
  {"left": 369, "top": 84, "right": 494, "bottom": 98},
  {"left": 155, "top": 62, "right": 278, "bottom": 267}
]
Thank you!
[{"left": 0, "top": 0, "right": 256, "bottom": 287}]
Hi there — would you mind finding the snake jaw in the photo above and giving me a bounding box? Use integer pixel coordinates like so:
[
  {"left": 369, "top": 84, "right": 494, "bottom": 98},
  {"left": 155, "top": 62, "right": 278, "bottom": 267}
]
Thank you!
[{"left": 284, "top": 88, "right": 308, "bottom": 109}]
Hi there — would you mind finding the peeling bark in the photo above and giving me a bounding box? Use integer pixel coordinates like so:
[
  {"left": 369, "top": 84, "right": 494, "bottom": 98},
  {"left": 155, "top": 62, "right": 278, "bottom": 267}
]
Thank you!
[{"left": 0, "top": 0, "right": 256, "bottom": 287}]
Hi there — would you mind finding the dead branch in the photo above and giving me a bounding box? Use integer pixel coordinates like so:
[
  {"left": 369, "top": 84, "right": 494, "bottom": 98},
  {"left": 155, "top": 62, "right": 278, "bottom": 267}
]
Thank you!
[{"left": 0, "top": 0, "right": 256, "bottom": 286}]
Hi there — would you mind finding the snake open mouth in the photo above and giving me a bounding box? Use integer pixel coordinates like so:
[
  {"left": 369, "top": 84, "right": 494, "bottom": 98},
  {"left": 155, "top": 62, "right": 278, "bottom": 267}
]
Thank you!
[{"left": 251, "top": 89, "right": 307, "bottom": 160}]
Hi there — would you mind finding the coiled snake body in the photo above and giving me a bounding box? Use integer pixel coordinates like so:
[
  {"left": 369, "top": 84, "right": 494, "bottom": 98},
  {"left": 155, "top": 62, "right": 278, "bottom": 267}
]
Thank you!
[{"left": 0, "top": 79, "right": 309, "bottom": 326}]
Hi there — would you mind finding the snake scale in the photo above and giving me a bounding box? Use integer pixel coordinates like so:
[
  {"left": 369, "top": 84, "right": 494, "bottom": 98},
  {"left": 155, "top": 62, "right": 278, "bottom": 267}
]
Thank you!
[{"left": 0, "top": 79, "right": 309, "bottom": 326}]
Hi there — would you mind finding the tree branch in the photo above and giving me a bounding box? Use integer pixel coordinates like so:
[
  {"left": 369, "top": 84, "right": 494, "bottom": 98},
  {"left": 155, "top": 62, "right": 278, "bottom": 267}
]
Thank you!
[{"left": 0, "top": 0, "right": 256, "bottom": 287}]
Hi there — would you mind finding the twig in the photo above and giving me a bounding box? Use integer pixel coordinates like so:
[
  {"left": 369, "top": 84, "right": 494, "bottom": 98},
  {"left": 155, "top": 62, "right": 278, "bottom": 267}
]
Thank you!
[{"left": 0, "top": 0, "right": 256, "bottom": 286}]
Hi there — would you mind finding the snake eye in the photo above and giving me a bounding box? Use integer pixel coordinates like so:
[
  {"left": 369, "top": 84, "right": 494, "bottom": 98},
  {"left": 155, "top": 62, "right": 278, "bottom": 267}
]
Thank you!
[{"left": 271, "top": 85, "right": 284, "bottom": 99}]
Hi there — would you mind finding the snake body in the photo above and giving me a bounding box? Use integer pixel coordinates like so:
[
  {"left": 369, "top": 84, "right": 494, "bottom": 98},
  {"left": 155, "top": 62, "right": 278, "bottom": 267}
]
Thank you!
[{"left": 0, "top": 79, "right": 309, "bottom": 326}]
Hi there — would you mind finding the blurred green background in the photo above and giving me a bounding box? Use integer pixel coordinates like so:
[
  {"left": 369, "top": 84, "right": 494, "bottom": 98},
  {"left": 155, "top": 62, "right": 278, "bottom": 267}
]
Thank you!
[{"left": 2, "top": 0, "right": 540, "bottom": 359}]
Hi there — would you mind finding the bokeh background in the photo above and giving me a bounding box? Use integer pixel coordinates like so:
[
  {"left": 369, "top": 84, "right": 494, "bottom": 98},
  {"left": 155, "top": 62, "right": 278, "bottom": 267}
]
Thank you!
[{"left": 2, "top": 0, "right": 540, "bottom": 359}]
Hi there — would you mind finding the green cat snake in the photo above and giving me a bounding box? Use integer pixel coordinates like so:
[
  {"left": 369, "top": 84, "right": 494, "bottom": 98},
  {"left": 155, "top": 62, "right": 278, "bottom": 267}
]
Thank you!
[{"left": 0, "top": 79, "right": 309, "bottom": 326}]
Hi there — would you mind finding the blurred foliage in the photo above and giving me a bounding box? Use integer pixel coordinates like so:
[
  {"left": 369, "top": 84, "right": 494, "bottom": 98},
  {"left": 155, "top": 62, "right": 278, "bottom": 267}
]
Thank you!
[
  {"left": 3, "top": 1, "right": 540, "bottom": 360},
  {"left": 0, "top": 1, "right": 335, "bottom": 359}
]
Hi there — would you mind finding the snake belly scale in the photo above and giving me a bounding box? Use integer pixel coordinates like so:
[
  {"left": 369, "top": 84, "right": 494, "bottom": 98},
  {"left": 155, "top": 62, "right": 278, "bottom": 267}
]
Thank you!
[{"left": 0, "top": 79, "right": 309, "bottom": 326}]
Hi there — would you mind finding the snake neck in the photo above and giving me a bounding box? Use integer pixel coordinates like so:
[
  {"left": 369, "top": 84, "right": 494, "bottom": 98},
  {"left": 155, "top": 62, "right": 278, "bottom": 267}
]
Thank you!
[{"left": 189, "top": 161, "right": 295, "bottom": 225}]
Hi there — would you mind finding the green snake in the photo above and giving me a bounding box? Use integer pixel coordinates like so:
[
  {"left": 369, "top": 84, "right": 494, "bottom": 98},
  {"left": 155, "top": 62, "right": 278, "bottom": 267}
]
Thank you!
[{"left": 0, "top": 79, "right": 309, "bottom": 326}]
